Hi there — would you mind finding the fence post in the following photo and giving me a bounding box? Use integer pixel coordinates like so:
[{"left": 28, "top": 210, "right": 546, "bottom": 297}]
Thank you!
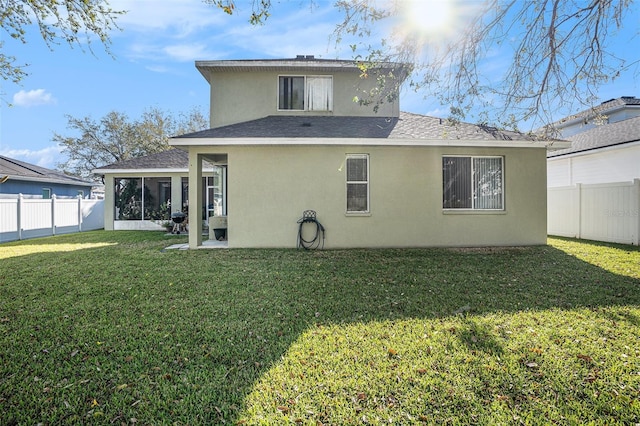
[
  {"left": 576, "top": 183, "right": 582, "bottom": 240},
  {"left": 17, "top": 193, "right": 23, "bottom": 240},
  {"left": 78, "top": 196, "right": 83, "bottom": 232},
  {"left": 51, "top": 194, "right": 57, "bottom": 236},
  {"left": 635, "top": 179, "right": 640, "bottom": 246}
]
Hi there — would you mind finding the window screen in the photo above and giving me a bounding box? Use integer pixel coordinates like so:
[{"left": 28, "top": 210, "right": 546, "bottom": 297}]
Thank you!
[
  {"left": 443, "top": 156, "right": 503, "bottom": 210},
  {"left": 278, "top": 76, "right": 304, "bottom": 110},
  {"left": 346, "top": 154, "right": 369, "bottom": 212}
]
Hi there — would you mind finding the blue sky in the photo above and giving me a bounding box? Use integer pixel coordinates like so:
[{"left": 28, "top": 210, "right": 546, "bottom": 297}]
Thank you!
[{"left": 1, "top": 0, "right": 638, "bottom": 170}]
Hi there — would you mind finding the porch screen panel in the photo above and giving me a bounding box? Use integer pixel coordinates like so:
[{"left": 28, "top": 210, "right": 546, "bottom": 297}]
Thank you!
[
  {"left": 115, "top": 178, "right": 142, "bottom": 220},
  {"left": 473, "top": 157, "right": 503, "bottom": 209},
  {"left": 442, "top": 157, "right": 472, "bottom": 208},
  {"left": 181, "top": 178, "right": 189, "bottom": 212},
  {"left": 142, "top": 177, "right": 171, "bottom": 220},
  {"left": 306, "top": 77, "right": 332, "bottom": 111}
]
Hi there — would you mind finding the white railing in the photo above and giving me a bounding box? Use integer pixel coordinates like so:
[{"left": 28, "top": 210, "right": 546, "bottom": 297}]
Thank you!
[
  {"left": 548, "top": 179, "right": 640, "bottom": 245},
  {"left": 0, "top": 195, "right": 104, "bottom": 243}
]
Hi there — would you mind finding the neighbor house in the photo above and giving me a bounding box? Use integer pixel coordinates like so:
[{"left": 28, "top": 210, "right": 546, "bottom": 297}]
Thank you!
[
  {"left": 547, "top": 96, "right": 640, "bottom": 187},
  {"left": 0, "top": 155, "right": 94, "bottom": 199},
  {"left": 546, "top": 96, "right": 640, "bottom": 245},
  {"left": 97, "top": 56, "right": 568, "bottom": 248}
]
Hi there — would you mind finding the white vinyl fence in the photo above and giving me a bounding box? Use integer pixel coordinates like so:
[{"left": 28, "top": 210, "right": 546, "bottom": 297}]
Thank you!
[
  {"left": 548, "top": 179, "right": 640, "bottom": 245},
  {"left": 0, "top": 195, "right": 104, "bottom": 243}
]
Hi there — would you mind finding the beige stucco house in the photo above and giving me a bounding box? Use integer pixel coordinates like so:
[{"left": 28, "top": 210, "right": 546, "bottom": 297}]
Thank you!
[{"left": 96, "top": 56, "right": 568, "bottom": 249}]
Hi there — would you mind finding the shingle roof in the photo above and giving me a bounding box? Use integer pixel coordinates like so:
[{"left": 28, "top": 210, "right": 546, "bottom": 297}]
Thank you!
[
  {"left": 174, "top": 112, "right": 550, "bottom": 142},
  {"left": 550, "top": 96, "right": 640, "bottom": 129},
  {"left": 96, "top": 112, "right": 561, "bottom": 172},
  {"left": 94, "top": 149, "right": 189, "bottom": 171},
  {"left": 547, "top": 115, "right": 640, "bottom": 158},
  {"left": 0, "top": 155, "right": 94, "bottom": 186}
]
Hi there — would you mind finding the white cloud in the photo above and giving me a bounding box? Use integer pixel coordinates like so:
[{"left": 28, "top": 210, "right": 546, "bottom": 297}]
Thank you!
[
  {"left": 114, "top": 0, "right": 349, "bottom": 63},
  {"left": 111, "top": 0, "right": 227, "bottom": 35},
  {"left": 213, "top": 5, "right": 348, "bottom": 59},
  {"left": 0, "top": 146, "right": 64, "bottom": 169},
  {"left": 425, "top": 107, "right": 448, "bottom": 117},
  {"left": 12, "top": 89, "right": 57, "bottom": 107},
  {"left": 163, "top": 43, "right": 213, "bottom": 62}
]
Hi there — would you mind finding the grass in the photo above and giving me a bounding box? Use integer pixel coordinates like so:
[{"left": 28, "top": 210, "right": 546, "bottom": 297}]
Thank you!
[{"left": 0, "top": 231, "right": 638, "bottom": 425}]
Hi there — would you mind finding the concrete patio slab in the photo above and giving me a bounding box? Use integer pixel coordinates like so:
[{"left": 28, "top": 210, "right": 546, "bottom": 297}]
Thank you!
[{"left": 163, "top": 240, "right": 228, "bottom": 250}]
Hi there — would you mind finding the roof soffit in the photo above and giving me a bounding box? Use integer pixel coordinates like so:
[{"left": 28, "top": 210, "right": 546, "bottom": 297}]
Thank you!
[{"left": 195, "top": 59, "right": 408, "bottom": 83}]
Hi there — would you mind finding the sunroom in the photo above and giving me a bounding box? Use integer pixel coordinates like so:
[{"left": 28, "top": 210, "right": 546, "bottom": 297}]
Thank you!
[{"left": 93, "top": 149, "right": 227, "bottom": 235}]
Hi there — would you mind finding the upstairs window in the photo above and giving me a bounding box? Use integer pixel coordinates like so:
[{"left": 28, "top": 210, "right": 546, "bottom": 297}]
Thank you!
[
  {"left": 346, "top": 154, "right": 369, "bottom": 213},
  {"left": 278, "top": 76, "right": 333, "bottom": 111},
  {"left": 279, "top": 76, "right": 304, "bottom": 110},
  {"left": 443, "top": 156, "right": 504, "bottom": 210}
]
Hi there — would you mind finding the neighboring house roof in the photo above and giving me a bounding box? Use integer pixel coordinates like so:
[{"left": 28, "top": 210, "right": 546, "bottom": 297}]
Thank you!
[
  {"left": 548, "top": 96, "right": 640, "bottom": 130},
  {"left": 173, "top": 112, "right": 555, "bottom": 142},
  {"left": 547, "top": 115, "right": 640, "bottom": 158},
  {"left": 0, "top": 155, "right": 94, "bottom": 187}
]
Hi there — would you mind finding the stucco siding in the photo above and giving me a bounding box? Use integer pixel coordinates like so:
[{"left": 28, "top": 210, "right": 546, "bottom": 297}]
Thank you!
[
  {"left": 208, "top": 70, "right": 399, "bottom": 128},
  {"left": 205, "top": 144, "right": 546, "bottom": 248}
]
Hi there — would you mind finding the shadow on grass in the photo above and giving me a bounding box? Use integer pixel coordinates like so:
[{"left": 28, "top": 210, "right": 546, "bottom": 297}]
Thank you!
[{"left": 0, "top": 232, "right": 638, "bottom": 423}]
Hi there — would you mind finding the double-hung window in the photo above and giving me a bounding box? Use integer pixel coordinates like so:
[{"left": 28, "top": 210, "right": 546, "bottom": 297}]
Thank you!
[
  {"left": 442, "top": 156, "right": 504, "bottom": 210},
  {"left": 278, "top": 76, "right": 333, "bottom": 111},
  {"left": 346, "top": 154, "right": 369, "bottom": 213}
]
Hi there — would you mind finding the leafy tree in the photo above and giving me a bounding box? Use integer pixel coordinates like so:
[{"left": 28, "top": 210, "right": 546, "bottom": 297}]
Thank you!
[
  {"left": 333, "top": 0, "right": 637, "bottom": 131},
  {"left": 204, "top": 0, "right": 272, "bottom": 25},
  {"left": 209, "top": 0, "right": 637, "bottom": 130},
  {"left": 54, "top": 107, "right": 208, "bottom": 181},
  {"left": 0, "top": 0, "right": 124, "bottom": 85}
]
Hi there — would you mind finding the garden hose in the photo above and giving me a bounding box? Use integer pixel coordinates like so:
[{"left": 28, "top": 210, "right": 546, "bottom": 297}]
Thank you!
[{"left": 296, "top": 210, "right": 325, "bottom": 250}]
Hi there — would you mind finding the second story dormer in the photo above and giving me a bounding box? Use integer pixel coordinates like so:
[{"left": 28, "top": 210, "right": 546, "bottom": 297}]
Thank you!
[{"left": 195, "top": 56, "right": 407, "bottom": 128}]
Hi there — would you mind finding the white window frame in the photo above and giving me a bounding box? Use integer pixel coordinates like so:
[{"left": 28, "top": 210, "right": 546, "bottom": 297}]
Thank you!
[
  {"left": 345, "top": 154, "right": 370, "bottom": 214},
  {"left": 206, "top": 167, "right": 226, "bottom": 217},
  {"left": 277, "top": 75, "right": 333, "bottom": 112},
  {"left": 442, "top": 155, "right": 504, "bottom": 211},
  {"left": 42, "top": 188, "right": 51, "bottom": 199}
]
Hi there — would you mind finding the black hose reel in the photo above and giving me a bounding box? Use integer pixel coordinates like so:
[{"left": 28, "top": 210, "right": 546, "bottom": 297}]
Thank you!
[{"left": 297, "top": 210, "right": 325, "bottom": 250}]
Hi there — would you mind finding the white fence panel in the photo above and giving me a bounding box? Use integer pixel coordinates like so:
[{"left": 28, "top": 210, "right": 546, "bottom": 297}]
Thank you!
[
  {"left": 55, "top": 199, "right": 80, "bottom": 227},
  {"left": 547, "top": 186, "right": 580, "bottom": 238},
  {"left": 0, "top": 195, "right": 104, "bottom": 243},
  {"left": 81, "top": 200, "right": 104, "bottom": 231},
  {"left": 0, "top": 199, "right": 18, "bottom": 233},
  {"left": 22, "top": 199, "right": 52, "bottom": 230},
  {"left": 548, "top": 179, "right": 640, "bottom": 245}
]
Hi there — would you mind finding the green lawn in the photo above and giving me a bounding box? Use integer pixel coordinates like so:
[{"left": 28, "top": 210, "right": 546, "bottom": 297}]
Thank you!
[{"left": 0, "top": 232, "right": 638, "bottom": 425}]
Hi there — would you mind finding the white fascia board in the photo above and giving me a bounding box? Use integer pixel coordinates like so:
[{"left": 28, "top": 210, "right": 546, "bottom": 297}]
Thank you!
[{"left": 170, "top": 137, "right": 570, "bottom": 150}]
